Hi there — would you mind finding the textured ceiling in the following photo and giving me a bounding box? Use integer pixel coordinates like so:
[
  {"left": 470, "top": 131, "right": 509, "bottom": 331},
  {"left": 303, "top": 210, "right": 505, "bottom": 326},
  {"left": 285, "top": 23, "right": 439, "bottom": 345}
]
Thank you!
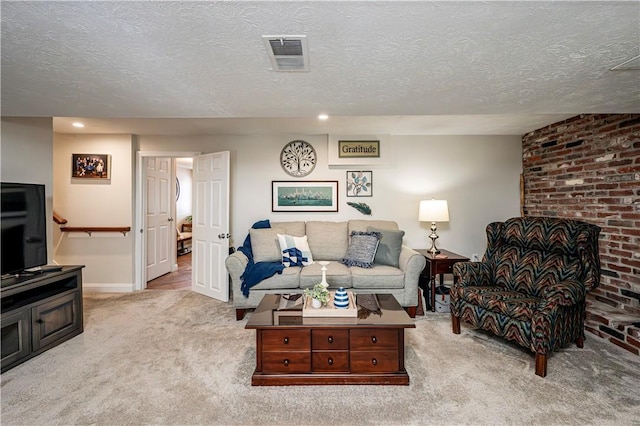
[{"left": 2, "top": 1, "right": 639, "bottom": 136}]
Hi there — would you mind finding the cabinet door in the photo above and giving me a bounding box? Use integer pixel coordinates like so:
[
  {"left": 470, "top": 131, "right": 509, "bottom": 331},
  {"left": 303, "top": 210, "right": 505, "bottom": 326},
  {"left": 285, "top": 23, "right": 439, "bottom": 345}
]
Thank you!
[
  {"left": 32, "top": 292, "right": 81, "bottom": 351},
  {"left": 1, "top": 309, "right": 30, "bottom": 370}
]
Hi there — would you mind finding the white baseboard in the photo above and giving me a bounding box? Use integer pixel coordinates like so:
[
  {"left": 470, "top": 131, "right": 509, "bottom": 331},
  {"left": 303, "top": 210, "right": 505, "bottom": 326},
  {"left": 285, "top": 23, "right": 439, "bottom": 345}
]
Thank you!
[{"left": 83, "top": 283, "right": 134, "bottom": 293}]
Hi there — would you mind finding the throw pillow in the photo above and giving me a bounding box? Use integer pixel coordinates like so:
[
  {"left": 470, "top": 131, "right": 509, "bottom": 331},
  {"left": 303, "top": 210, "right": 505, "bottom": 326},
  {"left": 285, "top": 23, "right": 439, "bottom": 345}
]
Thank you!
[
  {"left": 367, "top": 226, "right": 405, "bottom": 267},
  {"left": 341, "top": 231, "right": 382, "bottom": 268},
  {"left": 277, "top": 234, "right": 314, "bottom": 267},
  {"left": 249, "top": 227, "right": 284, "bottom": 262}
]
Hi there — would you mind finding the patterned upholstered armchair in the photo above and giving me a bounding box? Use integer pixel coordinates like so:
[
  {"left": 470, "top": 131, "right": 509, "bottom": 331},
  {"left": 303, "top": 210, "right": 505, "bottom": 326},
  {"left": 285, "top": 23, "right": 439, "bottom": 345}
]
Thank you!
[{"left": 450, "top": 217, "right": 601, "bottom": 377}]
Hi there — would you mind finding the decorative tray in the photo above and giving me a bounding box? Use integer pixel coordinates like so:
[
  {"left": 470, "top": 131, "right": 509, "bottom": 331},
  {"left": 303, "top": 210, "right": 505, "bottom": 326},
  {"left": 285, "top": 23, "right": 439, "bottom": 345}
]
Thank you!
[{"left": 302, "top": 291, "right": 358, "bottom": 318}]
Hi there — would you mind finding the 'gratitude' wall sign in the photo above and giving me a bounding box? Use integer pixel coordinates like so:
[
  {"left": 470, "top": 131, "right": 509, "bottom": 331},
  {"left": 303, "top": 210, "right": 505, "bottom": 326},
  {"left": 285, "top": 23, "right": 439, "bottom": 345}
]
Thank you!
[{"left": 338, "top": 140, "right": 380, "bottom": 158}]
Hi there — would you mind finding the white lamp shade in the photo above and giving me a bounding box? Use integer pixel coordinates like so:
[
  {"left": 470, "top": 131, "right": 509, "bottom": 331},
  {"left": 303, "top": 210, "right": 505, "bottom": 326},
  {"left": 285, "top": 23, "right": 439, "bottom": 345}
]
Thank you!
[{"left": 419, "top": 199, "right": 450, "bottom": 222}]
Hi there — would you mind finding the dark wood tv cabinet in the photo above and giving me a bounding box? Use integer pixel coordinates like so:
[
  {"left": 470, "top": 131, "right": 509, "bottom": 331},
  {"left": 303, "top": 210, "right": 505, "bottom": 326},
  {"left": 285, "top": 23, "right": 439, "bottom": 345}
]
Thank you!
[{"left": 1, "top": 266, "right": 84, "bottom": 372}]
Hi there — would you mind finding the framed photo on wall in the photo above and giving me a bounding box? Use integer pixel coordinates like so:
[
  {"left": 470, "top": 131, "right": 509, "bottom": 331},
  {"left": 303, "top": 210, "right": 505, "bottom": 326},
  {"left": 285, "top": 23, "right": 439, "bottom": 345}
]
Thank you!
[
  {"left": 72, "top": 154, "right": 111, "bottom": 179},
  {"left": 272, "top": 181, "right": 338, "bottom": 212},
  {"left": 346, "top": 171, "right": 372, "bottom": 197}
]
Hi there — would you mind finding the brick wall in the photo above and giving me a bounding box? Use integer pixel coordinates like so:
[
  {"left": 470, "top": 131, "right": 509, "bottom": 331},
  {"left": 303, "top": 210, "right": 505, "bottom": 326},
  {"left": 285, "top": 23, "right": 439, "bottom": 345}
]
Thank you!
[{"left": 522, "top": 114, "right": 640, "bottom": 356}]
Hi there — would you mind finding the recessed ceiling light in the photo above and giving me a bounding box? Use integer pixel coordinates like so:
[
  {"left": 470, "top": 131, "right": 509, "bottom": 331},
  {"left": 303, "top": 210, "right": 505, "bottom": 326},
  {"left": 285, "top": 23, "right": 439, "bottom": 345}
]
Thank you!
[
  {"left": 318, "top": 114, "right": 329, "bottom": 120},
  {"left": 72, "top": 122, "right": 85, "bottom": 128}
]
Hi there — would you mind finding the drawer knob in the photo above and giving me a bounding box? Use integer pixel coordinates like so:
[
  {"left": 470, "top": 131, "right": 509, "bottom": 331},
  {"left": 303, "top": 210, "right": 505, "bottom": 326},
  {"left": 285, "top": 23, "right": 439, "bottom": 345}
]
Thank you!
[
  {"left": 371, "top": 336, "right": 377, "bottom": 344},
  {"left": 371, "top": 358, "right": 378, "bottom": 366},
  {"left": 283, "top": 359, "right": 289, "bottom": 366},
  {"left": 36, "top": 319, "right": 44, "bottom": 324},
  {"left": 328, "top": 336, "right": 333, "bottom": 343},
  {"left": 328, "top": 357, "right": 333, "bottom": 366},
  {"left": 283, "top": 337, "right": 289, "bottom": 344}
]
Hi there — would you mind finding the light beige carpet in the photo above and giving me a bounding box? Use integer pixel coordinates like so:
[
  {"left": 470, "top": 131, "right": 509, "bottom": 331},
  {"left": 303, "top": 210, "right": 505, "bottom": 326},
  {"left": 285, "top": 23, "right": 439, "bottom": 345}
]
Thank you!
[{"left": 1, "top": 290, "right": 639, "bottom": 425}]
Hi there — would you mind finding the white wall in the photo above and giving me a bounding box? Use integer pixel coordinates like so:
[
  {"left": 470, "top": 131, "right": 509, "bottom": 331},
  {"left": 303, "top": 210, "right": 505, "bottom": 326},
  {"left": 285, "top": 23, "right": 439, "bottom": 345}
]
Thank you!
[
  {"left": 139, "top": 134, "right": 522, "bottom": 259},
  {"left": 53, "top": 133, "right": 135, "bottom": 291},
  {"left": 3, "top": 120, "right": 521, "bottom": 290},
  {"left": 1, "top": 117, "right": 55, "bottom": 264}
]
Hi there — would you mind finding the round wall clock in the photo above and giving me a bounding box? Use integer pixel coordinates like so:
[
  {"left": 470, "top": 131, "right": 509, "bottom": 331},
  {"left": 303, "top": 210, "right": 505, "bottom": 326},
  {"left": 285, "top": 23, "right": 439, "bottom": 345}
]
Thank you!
[{"left": 280, "top": 140, "right": 317, "bottom": 177}]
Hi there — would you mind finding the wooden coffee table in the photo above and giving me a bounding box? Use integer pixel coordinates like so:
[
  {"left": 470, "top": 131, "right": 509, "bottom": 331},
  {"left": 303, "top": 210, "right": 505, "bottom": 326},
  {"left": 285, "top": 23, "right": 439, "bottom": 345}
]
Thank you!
[{"left": 245, "top": 293, "right": 415, "bottom": 386}]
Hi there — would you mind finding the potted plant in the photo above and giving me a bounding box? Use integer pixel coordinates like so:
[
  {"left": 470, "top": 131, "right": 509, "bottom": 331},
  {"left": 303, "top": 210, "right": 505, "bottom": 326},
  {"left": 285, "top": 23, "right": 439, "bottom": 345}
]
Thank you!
[{"left": 304, "top": 283, "right": 330, "bottom": 308}]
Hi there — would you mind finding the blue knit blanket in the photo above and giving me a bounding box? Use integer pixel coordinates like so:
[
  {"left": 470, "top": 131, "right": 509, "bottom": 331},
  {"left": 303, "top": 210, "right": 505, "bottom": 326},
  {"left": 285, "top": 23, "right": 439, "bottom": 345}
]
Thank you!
[{"left": 238, "top": 220, "right": 285, "bottom": 297}]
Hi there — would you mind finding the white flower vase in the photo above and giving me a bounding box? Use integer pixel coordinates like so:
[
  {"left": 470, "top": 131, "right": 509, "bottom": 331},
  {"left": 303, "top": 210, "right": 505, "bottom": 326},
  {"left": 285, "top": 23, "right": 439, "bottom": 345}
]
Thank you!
[{"left": 311, "top": 298, "right": 322, "bottom": 309}]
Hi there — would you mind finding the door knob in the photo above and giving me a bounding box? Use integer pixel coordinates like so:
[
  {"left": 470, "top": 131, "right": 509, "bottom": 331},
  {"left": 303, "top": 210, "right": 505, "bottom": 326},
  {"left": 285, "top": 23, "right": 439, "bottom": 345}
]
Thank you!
[{"left": 168, "top": 217, "right": 174, "bottom": 222}]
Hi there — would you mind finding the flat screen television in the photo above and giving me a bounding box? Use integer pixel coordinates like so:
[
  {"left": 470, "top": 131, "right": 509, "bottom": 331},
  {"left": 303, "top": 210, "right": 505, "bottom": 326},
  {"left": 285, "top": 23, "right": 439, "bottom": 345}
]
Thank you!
[{"left": 1, "top": 182, "right": 48, "bottom": 276}]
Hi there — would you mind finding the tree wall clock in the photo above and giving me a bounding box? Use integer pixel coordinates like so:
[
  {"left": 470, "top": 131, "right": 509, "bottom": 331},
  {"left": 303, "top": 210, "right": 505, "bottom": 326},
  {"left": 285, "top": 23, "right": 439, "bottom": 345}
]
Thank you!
[{"left": 280, "top": 140, "right": 317, "bottom": 177}]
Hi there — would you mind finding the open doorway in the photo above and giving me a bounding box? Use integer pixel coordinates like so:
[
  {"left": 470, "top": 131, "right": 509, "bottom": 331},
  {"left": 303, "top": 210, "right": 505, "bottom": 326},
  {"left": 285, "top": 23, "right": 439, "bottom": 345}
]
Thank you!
[
  {"left": 147, "top": 157, "right": 193, "bottom": 290},
  {"left": 135, "top": 150, "right": 231, "bottom": 301}
]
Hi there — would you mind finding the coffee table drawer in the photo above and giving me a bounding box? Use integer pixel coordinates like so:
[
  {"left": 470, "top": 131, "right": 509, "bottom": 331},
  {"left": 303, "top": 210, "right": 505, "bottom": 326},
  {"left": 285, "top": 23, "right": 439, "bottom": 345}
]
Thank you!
[
  {"left": 350, "top": 350, "right": 399, "bottom": 373},
  {"left": 350, "top": 328, "right": 398, "bottom": 350},
  {"left": 262, "top": 351, "right": 311, "bottom": 373},
  {"left": 312, "top": 329, "right": 348, "bottom": 350},
  {"left": 312, "top": 351, "right": 349, "bottom": 372},
  {"left": 262, "top": 329, "right": 310, "bottom": 351}
]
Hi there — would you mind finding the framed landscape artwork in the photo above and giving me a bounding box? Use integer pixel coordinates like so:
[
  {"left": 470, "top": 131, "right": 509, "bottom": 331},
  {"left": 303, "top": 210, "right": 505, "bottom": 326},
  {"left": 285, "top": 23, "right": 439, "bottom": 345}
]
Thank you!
[
  {"left": 272, "top": 181, "right": 338, "bottom": 212},
  {"left": 72, "top": 154, "right": 111, "bottom": 179}
]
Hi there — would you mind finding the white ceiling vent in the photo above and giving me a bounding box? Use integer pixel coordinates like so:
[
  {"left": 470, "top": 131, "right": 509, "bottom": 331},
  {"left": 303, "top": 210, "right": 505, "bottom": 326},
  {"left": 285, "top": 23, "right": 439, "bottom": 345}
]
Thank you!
[{"left": 262, "top": 35, "right": 309, "bottom": 72}]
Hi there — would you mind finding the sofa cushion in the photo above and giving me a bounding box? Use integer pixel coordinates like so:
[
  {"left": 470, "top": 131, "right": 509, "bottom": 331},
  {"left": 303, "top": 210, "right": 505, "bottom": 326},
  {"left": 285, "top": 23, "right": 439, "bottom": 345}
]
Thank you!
[
  {"left": 277, "top": 234, "right": 314, "bottom": 267},
  {"left": 250, "top": 266, "right": 302, "bottom": 290},
  {"left": 306, "top": 221, "right": 349, "bottom": 260},
  {"left": 249, "top": 227, "right": 285, "bottom": 262},
  {"left": 351, "top": 265, "right": 405, "bottom": 289},
  {"left": 461, "top": 287, "right": 539, "bottom": 321},
  {"left": 367, "top": 226, "right": 404, "bottom": 267},
  {"left": 272, "top": 221, "right": 306, "bottom": 237},
  {"left": 300, "top": 262, "right": 352, "bottom": 288},
  {"left": 341, "top": 231, "right": 382, "bottom": 268}
]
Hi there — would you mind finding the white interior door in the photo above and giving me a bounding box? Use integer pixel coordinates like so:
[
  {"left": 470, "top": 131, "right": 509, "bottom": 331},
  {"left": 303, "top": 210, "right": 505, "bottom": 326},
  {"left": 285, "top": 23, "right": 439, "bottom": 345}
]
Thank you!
[
  {"left": 145, "top": 157, "right": 173, "bottom": 281},
  {"left": 192, "top": 151, "right": 230, "bottom": 301}
]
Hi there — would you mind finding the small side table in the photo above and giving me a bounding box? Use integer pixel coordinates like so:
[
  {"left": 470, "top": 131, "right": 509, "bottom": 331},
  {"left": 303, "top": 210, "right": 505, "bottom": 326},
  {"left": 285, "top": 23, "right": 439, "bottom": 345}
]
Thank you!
[{"left": 415, "top": 249, "right": 470, "bottom": 312}]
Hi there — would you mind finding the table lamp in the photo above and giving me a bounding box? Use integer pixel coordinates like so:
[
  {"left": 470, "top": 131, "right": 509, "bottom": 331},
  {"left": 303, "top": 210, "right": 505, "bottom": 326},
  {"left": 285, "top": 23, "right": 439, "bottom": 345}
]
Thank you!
[{"left": 419, "top": 199, "right": 449, "bottom": 255}]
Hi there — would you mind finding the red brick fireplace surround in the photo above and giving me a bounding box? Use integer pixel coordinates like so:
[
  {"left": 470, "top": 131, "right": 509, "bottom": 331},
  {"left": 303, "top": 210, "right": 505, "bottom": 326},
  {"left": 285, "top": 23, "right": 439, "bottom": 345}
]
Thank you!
[{"left": 522, "top": 114, "right": 640, "bottom": 356}]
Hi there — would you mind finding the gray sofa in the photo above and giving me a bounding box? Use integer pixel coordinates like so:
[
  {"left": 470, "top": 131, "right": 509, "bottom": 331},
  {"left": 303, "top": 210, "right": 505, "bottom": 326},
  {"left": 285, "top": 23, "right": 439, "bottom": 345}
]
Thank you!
[{"left": 226, "top": 220, "right": 426, "bottom": 320}]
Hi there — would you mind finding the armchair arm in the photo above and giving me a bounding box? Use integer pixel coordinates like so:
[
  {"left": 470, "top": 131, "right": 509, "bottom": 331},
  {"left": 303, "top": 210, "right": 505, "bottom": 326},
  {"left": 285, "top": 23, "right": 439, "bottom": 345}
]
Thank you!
[
  {"left": 452, "top": 261, "right": 492, "bottom": 288},
  {"left": 533, "top": 279, "right": 588, "bottom": 355},
  {"left": 541, "top": 279, "right": 586, "bottom": 306}
]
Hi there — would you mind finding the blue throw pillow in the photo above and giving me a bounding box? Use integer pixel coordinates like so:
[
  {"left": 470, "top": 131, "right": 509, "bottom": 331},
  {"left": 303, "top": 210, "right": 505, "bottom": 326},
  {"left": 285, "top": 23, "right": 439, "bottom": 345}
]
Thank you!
[{"left": 341, "top": 231, "right": 381, "bottom": 268}]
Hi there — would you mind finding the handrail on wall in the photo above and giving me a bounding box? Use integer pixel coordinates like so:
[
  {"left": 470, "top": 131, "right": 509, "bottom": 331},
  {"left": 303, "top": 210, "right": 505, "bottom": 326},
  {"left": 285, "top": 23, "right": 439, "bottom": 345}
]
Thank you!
[
  {"left": 54, "top": 212, "right": 130, "bottom": 236},
  {"left": 59, "top": 226, "right": 131, "bottom": 236},
  {"left": 53, "top": 211, "right": 68, "bottom": 225}
]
